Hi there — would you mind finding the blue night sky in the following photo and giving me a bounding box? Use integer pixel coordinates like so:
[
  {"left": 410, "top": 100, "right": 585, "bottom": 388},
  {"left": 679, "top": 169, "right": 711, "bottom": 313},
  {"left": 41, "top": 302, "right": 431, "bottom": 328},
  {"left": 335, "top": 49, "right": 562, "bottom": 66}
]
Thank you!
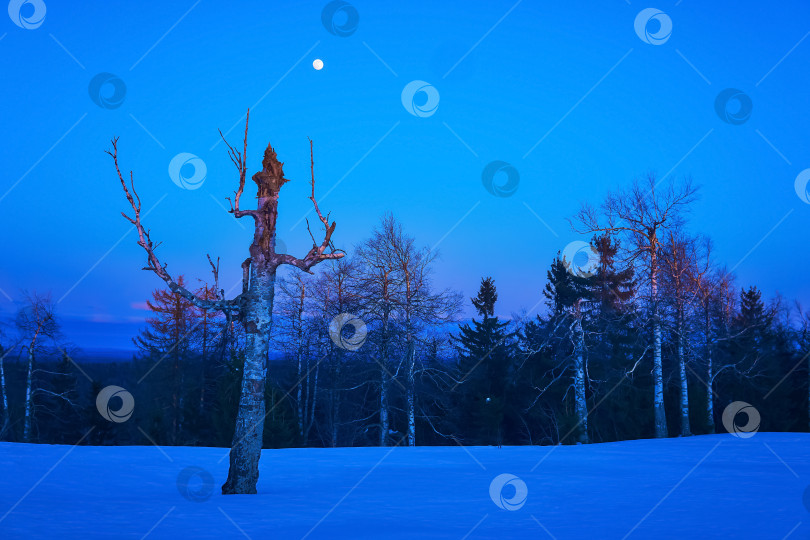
[{"left": 1, "top": 1, "right": 809, "bottom": 349}]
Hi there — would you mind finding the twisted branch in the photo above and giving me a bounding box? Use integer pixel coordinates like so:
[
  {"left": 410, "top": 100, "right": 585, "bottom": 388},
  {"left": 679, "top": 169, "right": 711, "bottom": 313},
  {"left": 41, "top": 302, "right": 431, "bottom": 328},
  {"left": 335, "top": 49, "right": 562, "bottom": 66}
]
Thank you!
[{"left": 106, "top": 138, "right": 240, "bottom": 315}]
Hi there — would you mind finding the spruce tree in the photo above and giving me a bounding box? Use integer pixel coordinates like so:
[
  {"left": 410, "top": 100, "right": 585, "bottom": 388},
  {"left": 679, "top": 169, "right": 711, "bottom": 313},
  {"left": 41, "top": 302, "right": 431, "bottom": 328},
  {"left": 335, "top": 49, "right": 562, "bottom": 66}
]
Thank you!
[
  {"left": 454, "top": 277, "right": 516, "bottom": 445},
  {"left": 471, "top": 277, "right": 498, "bottom": 317}
]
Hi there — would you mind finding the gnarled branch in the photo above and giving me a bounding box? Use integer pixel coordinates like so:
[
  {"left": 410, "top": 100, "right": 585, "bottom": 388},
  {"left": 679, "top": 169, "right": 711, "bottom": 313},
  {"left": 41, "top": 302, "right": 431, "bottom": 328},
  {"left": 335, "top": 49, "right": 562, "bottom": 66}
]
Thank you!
[
  {"left": 277, "top": 139, "right": 343, "bottom": 273},
  {"left": 220, "top": 110, "right": 258, "bottom": 220},
  {"left": 106, "top": 138, "right": 240, "bottom": 315}
]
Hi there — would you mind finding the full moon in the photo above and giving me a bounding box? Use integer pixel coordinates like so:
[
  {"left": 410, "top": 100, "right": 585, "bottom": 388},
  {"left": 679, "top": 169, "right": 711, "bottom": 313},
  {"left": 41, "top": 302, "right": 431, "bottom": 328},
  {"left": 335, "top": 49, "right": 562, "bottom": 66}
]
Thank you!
[{"left": 313, "top": 59, "right": 324, "bottom": 70}]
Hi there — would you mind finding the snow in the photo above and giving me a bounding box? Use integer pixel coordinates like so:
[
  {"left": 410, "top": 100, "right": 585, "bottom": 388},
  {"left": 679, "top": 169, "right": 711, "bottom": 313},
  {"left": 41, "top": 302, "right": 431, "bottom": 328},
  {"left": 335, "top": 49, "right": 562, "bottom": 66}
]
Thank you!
[{"left": 1, "top": 433, "right": 808, "bottom": 539}]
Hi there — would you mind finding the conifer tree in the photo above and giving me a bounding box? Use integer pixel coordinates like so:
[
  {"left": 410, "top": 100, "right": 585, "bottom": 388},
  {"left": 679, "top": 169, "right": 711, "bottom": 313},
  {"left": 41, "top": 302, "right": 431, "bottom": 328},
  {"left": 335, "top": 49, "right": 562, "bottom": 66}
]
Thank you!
[{"left": 454, "top": 277, "right": 516, "bottom": 445}]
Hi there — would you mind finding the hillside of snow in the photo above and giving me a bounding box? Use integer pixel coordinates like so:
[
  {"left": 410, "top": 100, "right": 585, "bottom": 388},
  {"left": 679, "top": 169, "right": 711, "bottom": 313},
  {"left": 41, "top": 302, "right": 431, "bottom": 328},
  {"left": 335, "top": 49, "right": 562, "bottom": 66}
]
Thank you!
[{"left": 1, "top": 433, "right": 808, "bottom": 539}]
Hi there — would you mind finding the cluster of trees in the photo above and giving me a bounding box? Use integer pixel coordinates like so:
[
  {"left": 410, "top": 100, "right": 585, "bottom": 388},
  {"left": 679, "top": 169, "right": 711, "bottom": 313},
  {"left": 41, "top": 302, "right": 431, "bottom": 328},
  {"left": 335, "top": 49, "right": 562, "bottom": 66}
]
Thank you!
[{"left": 1, "top": 175, "right": 808, "bottom": 450}]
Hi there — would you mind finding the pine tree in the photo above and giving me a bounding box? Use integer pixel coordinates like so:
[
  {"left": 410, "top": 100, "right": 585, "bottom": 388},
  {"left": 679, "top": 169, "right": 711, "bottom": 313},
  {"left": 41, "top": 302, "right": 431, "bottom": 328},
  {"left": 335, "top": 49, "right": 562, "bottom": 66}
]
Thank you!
[
  {"left": 471, "top": 277, "right": 498, "bottom": 317},
  {"left": 454, "top": 277, "right": 516, "bottom": 445}
]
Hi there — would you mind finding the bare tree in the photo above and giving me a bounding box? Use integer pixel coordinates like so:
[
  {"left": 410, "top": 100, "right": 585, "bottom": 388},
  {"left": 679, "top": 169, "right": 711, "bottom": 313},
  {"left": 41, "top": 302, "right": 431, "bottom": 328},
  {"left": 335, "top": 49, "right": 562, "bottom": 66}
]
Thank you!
[
  {"left": 388, "top": 217, "right": 461, "bottom": 446},
  {"left": 275, "top": 272, "right": 322, "bottom": 442},
  {"left": 574, "top": 174, "right": 697, "bottom": 438},
  {"left": 309, "top": 258, "right": 357, "bottom": 447},
  {"left": 16, "top": 291, "right": 60, "bottom": 442},
  {"left": 108, "top": 112, "right": 343, "bottom": 494},
  {"left": 355, "top": 218, "right": 399, "bottom": 446}
]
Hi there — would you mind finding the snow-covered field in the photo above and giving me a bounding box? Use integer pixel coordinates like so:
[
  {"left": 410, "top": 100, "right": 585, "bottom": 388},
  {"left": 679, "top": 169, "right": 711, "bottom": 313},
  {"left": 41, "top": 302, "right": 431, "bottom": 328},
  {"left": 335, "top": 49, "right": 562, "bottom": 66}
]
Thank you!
[{"left": 0, "top": 433, "right": 808, "bottom": 539}]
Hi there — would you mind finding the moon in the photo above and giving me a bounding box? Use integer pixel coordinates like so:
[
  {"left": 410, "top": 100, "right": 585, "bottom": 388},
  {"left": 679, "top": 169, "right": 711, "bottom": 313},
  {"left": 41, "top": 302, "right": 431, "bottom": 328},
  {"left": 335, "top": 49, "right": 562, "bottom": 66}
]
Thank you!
[{"left": 313, "top": 59, "right": 324, "bottom": 71}]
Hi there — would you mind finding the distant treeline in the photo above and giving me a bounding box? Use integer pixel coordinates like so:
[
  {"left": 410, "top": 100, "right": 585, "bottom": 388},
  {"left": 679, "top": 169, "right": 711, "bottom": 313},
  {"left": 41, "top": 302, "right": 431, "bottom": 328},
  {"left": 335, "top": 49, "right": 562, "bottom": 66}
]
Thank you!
[{"left": 1, "top": 177, "right": 808, "bottom": 448}]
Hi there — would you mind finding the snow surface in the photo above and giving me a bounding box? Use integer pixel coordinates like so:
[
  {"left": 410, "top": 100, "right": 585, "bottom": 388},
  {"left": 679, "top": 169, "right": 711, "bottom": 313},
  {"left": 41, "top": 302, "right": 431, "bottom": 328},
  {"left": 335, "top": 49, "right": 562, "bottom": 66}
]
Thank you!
[{"left": 1, "top": 433, "right": 808, "bottom": 539}]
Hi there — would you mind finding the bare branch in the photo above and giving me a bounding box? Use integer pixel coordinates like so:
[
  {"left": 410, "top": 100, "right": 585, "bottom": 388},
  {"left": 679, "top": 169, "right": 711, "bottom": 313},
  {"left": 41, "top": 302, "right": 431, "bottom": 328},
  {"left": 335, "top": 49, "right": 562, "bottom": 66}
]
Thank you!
[
  {"left": 220, "top": 109, "right": 258, "bottom": 220},
  {"left": 278, "top": 139, "right": 344, "bottom": 273},
  {"left": 106, "top": 138, "right": 239, "bottom": 315}
]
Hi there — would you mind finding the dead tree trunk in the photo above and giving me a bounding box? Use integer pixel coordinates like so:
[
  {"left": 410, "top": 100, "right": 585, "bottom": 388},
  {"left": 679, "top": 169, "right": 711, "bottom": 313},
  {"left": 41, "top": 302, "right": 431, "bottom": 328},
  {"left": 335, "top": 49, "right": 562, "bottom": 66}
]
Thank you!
[{"left": 109, "top": 111, "right": 342, "bottom": 495}]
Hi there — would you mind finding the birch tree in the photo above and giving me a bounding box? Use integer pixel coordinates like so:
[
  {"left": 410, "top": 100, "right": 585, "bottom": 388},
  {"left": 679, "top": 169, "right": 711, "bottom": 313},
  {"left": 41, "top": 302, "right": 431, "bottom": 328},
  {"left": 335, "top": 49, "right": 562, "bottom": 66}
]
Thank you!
[
  {"left": 688, "top": 238, "right": 718, "bottom": 432},
  {"left": 16, "top": 292, "right": 60, "bottom": 442},
  {"left": 275, "top": 272, "right": 321, "bottom": 443},
  {"left": 661, "top": 231, "right": 696, "bottom": 437},
  {"left": 355, "top": 217, "right": 399, "bottom": 446},
  {"left": 275, "top": 273, "right": 309, "bottom": 439},
  {"left": 109, "top": 112, "right": 343, "bottom": 494},
  {"left": 574, "top": 175, "right": 697, "bottom": 438},
  {"left": 387, "top": 217, "right": 461, "bottom": 446},
  {"left": 309, "top": 258, "right": 358, "bottom": 447}
]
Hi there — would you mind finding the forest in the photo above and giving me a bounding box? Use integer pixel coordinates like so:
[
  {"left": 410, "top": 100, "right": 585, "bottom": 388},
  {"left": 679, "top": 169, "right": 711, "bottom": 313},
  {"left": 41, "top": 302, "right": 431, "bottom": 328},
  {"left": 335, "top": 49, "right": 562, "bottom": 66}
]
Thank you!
[{"left": 1, "top": 174, "right": 807, "bottom": 451}]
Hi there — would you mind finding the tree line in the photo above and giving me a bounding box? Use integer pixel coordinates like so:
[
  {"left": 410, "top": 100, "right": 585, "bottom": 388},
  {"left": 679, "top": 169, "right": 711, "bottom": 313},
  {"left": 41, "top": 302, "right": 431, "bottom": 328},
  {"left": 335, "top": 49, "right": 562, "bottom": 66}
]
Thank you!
[{"left": 1, "top": 174, "right": 808, "bottom": 450}]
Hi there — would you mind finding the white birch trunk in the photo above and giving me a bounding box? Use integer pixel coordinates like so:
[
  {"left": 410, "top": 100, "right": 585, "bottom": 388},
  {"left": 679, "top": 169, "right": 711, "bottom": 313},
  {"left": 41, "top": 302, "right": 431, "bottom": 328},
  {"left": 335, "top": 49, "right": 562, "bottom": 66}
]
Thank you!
[
  {"left": 677, "top": 306, "right": 690, "bottom": 436},
  {"left": 651, "top": 253, "right": 668, "bottom": 438},
  {"left": 23, "top": 345, "right": 35, "bottom": 442},
  {"left": 572, "top": 311, "right": 588, "bottom": 444},
  {"left": 406, "top": 336, "right": 416, "bottom": 447},
  {"left": 678, "top": 338, "right": 690, "bottom": 436}
]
